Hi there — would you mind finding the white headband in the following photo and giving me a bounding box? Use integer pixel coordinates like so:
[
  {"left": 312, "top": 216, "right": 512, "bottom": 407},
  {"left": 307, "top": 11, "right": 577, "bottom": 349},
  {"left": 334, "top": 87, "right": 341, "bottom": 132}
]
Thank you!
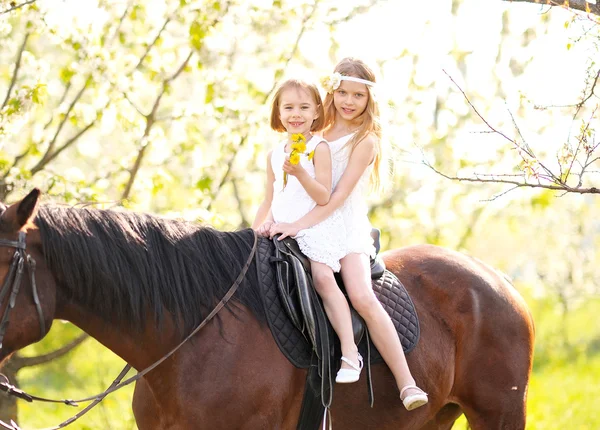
[{"left": 320, "top": 72, "right": 376, "bottom": 94}]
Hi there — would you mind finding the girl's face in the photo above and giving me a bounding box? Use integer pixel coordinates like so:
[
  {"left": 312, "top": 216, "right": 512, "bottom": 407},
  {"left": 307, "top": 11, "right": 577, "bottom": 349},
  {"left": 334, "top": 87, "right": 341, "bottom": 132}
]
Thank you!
[
  {"left": 333, "top": 80, "right": 369, "bottom": 123},
  {"left": 278, "top": 87, "right": 320, "bottom": 136}
]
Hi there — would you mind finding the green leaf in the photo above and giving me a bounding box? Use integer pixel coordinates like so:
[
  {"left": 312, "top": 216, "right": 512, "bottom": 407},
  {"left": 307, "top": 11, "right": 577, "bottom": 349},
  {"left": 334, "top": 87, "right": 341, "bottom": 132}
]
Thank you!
[
  {"left": 196, "top": 176, "right": 213, "bottom": 192},
  {"left": 189, "top": 21, "right": 205, "bottom": 50},
  {"left": 60, "top": 67, "right": 75, "bottom": 83},
  {"left": 130, "top": 5, "right": 139, "bottom": 20},
  {"left": 530, "top": 190, "right": 554, "bottom": 209},
  {"left": 205, "top": 83, "right": 215, "bottom": 104},
  {"left": 31, "top": 84, "right": 47, "bottom": 104}
]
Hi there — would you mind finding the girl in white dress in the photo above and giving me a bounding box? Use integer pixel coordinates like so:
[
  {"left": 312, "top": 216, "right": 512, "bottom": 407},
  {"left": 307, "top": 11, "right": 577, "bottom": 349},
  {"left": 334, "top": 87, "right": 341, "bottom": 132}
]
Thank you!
[
  {"left": 270, "top": 59, "right": 429, "bottom": 410},
  {"left": 253, "top": 79, "right": 361, "bottom": 383}
]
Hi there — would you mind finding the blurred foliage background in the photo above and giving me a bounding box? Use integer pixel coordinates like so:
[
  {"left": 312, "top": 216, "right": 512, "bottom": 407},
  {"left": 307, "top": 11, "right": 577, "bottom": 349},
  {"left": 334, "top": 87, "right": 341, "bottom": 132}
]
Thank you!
[{"left": 0, "top": 0, "right": 599, "bottom": 428}]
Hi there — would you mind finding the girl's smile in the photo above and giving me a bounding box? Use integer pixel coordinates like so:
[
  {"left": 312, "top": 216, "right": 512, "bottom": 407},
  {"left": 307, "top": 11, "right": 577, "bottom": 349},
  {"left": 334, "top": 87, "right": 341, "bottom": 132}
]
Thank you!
[{"left": 278, "top": 87, "right": 320, "bottom": 136}]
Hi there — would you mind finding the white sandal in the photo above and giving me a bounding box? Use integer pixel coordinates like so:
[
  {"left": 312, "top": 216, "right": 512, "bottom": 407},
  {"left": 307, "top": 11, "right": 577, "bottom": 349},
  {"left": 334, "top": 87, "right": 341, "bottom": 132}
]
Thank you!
[
  {"left": 335, "top": 353, "right": 363, "bottom": 383},
  {"left": 400, "top": 385, "right": 428, "bottom": 410}
]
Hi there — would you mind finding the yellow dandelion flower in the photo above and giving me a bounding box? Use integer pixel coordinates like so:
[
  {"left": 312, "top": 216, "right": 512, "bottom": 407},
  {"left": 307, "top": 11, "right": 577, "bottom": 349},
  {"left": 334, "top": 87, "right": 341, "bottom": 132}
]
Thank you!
[
  {"left": 291, "top": 142, "right": 306, "bottom": 153},
  {"left": 289, "top": 152, "right": 301, "bottom": 165},
  {"left": 282, "top": 133, "right": 312, "bottom": 189},
  {"left": 291, "top": 133, "right": 306, "bottom": 144}
]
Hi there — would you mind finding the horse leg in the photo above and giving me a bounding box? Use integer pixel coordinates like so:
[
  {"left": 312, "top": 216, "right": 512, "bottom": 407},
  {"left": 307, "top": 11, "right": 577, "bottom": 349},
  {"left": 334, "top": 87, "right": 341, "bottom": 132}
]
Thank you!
[
  {"left": 452, "top": 325, "right": 532, "bottom": 429},
  {"left": 458, "top": 392, "right": 527, "bottom": 430}
]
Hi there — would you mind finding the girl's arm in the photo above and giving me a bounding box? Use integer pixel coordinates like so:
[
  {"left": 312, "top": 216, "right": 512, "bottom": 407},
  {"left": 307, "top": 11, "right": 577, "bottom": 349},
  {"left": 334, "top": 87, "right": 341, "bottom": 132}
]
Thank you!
[
  {"left": 286, "top": 141, "right": 332, "bottom": 205},
  {"left": 270, "top": 135, "right": 376, "bottom": 239},
  {"left": 256, "top": 208, "right": 275, "bottom": 236},
  {"left": 252, "top": 150, "right": 275, "bottom": 229}
]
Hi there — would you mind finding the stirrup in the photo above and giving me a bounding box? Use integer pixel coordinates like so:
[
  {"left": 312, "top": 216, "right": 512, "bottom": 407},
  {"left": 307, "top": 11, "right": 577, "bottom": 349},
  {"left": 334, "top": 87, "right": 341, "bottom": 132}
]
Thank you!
[
  {"left": 335, "top": 353, "right": 363, "bottom": 384},
  {"left": 400, "top": 384, "right": 428, "bottom": 411}
]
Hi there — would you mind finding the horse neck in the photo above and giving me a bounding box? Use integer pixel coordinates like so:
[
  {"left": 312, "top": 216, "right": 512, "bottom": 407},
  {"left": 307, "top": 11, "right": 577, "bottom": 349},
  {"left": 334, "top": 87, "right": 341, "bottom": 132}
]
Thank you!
[{"left": 57, "top": 301, "right": 181, "bottom": 371}]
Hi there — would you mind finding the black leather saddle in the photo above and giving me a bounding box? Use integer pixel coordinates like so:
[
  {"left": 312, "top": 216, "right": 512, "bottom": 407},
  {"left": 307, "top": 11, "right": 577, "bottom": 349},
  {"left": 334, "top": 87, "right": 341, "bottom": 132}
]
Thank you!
[{"left": 272, "top": 228, "right": 385, "bottom": 350}]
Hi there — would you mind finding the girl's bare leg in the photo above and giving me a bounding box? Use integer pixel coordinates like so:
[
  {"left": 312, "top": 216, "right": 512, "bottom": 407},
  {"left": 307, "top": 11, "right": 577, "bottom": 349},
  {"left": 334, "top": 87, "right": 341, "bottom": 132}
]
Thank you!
[
  {"left": 340, "top": 253, "right": 422, "bottom": 396},
  {"left": 310, "top": 260, "right": 359, "bottom": 370}
]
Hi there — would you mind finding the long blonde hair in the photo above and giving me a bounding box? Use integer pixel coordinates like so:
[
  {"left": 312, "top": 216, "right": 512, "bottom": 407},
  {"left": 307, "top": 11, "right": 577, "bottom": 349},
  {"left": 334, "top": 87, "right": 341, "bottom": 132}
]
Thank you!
[{"left": 323, "top": 57, "right": 387, "bottom": 193}]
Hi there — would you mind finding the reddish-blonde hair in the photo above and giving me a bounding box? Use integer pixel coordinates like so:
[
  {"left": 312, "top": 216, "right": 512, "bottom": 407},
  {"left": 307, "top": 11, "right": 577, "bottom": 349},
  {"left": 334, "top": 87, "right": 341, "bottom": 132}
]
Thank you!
[
  {"left": 323, "top": 58, "right": 385, "bottom": 193},
  {"left": 270, "top": 79, "right": 325, "bottom": 132}
]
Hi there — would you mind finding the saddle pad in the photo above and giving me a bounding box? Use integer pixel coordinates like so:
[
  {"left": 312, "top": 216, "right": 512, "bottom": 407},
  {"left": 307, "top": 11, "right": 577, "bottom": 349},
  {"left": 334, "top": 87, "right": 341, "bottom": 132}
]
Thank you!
[
  {"left": 256, "top": 237, "right": 420, "bottom": 368},
  {"left": 358, "top": 269, "right": 420, "bottom": 364}
]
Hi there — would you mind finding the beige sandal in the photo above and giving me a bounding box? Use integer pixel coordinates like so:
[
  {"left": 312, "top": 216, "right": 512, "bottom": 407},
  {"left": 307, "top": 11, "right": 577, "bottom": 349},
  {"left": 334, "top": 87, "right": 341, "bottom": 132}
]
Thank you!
[{"left": 400, "top": 385, "right": 428, "bottom": 410}]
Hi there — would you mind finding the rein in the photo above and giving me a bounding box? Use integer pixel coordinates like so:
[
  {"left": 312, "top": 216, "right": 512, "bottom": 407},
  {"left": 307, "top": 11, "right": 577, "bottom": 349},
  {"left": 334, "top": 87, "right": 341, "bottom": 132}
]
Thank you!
[{"left": 0, "top": 229, "right": 258, "bottom": 430}]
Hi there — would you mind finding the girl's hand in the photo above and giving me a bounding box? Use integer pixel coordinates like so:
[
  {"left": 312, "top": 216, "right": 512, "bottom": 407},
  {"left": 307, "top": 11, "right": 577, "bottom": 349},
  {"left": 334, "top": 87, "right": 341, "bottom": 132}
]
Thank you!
[
  {"left": 269, "top": 222, "right": 301, "bottom": 240},
  {"left": 256, "top": 220, "right": 274, "bottom": 237},
  {"left": 282, "top": 158, "right": 306, "bottom": 178}
]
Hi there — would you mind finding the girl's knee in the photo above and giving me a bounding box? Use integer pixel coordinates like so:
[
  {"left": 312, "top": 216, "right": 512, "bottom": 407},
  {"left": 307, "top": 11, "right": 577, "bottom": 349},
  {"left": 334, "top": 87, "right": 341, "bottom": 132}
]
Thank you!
[
  {"left": 349, "top": 292, "right": 379, "bottom": 316},
  {"left": 311, "top": 267, "right": 337, "bottom": 294}
]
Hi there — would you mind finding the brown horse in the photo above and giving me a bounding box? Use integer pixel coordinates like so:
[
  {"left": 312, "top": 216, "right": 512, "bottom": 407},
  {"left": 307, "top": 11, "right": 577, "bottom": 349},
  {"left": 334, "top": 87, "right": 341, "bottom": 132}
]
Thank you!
[{"left": 0, "top": 189, "right": 534, "bottom": 430}]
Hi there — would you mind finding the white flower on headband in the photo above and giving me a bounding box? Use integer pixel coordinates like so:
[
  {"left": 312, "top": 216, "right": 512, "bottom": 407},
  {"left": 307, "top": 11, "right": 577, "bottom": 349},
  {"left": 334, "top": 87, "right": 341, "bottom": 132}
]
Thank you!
[
  {"left": 320, "top": 72, "right": 377, "bottom": 94},
  {"left": 320, "top": 72, "right": 342, "bottom": 94}
]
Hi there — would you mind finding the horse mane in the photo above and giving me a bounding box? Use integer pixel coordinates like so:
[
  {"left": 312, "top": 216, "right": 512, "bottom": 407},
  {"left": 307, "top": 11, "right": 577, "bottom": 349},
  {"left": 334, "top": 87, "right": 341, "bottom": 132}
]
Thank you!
[{"left": 34, "top": 205, "right": 264, "bottom": 334}]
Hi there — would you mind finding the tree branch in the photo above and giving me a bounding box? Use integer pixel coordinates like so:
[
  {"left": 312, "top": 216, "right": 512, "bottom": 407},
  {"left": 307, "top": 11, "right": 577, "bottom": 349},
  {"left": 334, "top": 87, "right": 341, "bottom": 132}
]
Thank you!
[
  {"left": 424, "top": 161, "right": 600, "bottom": 195},
  {"left": 120, "top": 51, "right": 194, "bottom": 201},
  {"left": 325, "top": 0, "right": 380, "bottom": 25},
  {"left": 232, "top": 179, "right": 250, "bottom": 228},
  {"left": 1, "top": 33, "right": 30, "bottom": 110},
  {"left": 30, "top": 102, "right": 109, "bottom": 175},
  {"left": 10, "top": 334, "right": 88, "bottom": 368},
  {"left": 444, "top": 69, "right": 565, "bottom": 183},
  {"left": 206, "top": 136, "right": 247, "bottom": 211},
  {"left": 121, "top": 0, "right": 233, "bottom": 202},
  {"left": 505, "top": 0, "right": 600, "bottom": 17},
  {"left": 42, "top": 81, "right": 71, "bottom": 131},
  {"left": 574, "top": 68, "right": 600, "bottom": 118},
  {"left": 0, "top": 0, "right": 37, "bottom": 15},
  {"left": 107, "top": 3, "right": 131, "bottom": 46},
  {"left": 1, "top": 147, "right": 30, "bottom": 180},
  {"left": 31, "top": 78, "right": 90, "bottom": 173},
  {"left": 135, "top": 17, "right": 172, "bottom": 70},
  {"left": 121, "top": 92, "right": 145, "bottom": 117}
]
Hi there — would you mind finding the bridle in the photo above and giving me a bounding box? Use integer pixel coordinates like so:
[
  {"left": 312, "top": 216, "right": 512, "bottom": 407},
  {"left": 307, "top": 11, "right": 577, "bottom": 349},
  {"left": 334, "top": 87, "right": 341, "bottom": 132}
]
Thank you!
[
  {"left": 0, "top": 232, "right": 45, "bottom": 350},
  {"left": 0, "top": 229, "right": 258, "bottom": 430}
]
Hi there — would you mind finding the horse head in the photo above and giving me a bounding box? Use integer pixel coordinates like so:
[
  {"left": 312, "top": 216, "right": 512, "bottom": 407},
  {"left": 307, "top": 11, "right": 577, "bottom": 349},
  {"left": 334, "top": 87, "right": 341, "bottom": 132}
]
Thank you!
[{"left": 0, "top": 188, "right": 55, "bottom": 362}]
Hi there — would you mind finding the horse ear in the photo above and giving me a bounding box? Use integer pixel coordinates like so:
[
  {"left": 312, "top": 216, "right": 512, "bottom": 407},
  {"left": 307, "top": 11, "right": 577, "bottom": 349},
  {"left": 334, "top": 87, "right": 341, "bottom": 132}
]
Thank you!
[
  {"left": 17, "top": 188, "right": 41, "bottom": 227},
  {"left": 2, "top": 188, "right": 41, "bottom": 230}
]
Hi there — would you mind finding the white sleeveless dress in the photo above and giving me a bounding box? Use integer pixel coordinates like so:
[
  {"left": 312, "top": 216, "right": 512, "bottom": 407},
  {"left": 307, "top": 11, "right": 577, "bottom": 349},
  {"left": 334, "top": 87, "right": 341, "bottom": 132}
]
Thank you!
[
  {"left": 328, "top": 133, "right": 376, "bottom": 258},
  {"left": 271, "top": 135, "right": 347, "bottom": 272}
]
